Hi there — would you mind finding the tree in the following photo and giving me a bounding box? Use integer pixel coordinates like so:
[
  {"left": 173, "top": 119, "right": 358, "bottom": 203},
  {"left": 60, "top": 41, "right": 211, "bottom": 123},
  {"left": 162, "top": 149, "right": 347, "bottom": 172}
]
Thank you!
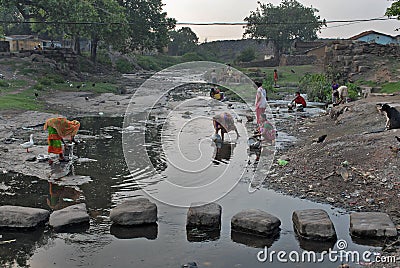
[
  {"left": 386, "top": 0, "right": 400, "bottom": 19},
  {"left": 168, "top": 27, "right": 198, "bottom": 56},
  {"left": 88, "top": 0, "right": 128, "bottom": 62},
  {"left": 117, "top": 0, "right": 176, "bottom": 53},
  {"left": 244, "top": 0, "right": 324, "bottom": 57},
  {"left": 236, "top": 47, "right": 256, "bottom": 62}
]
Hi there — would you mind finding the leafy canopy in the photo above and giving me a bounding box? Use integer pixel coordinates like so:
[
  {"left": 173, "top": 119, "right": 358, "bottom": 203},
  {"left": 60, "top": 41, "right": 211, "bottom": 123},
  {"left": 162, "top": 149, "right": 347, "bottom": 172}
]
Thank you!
[{"left": 244, "top": 0, "right": 324, "bottom": 53}]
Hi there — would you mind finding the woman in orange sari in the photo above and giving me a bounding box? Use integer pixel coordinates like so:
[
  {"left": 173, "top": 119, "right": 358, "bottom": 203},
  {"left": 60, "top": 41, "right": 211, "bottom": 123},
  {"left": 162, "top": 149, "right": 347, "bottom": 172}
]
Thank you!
[{"left": 44, "top": 117, "right": 80, "bottom": 161}]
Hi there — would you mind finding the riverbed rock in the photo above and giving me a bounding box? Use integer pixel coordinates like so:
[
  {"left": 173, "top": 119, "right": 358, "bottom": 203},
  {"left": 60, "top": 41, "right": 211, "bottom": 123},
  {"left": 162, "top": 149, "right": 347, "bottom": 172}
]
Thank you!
[
  {"left": 0, "top": 205, "right": 50, "bottom": 228},
  {"left": 350, "top": 212, "right": 397, "bottom": 238},
  {"left": 110, "top": 198, "right": 157, "bottom": 225},
  {"left": 186, "top": 202, "right": 222, "bottom": 229},
  {"left": 49, "top": 203, "right": 90, "bottom": 230},
  {"left": 292, "top": 209, "right": 336, "bottom": 240},
  {"left": 231, "top": 209, "right": 281, "bottom": 237}
]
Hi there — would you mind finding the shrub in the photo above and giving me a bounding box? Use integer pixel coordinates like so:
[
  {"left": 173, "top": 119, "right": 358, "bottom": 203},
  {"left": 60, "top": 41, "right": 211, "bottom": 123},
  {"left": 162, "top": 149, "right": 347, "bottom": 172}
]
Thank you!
[
  {"left": 181, "top": 52, "right": 203, "bottom": 62},
  {"left": 37, "top": 77, "right": 52, "bottom": 86},
  {"left": 115, "top": 58, "right": 134, "bottom": 73},
  {"left": 0, "top": 80, "right": 9, "bottom": 87},
  {"left": 299, "top": 73, "right": 330, "bottom": 102}
]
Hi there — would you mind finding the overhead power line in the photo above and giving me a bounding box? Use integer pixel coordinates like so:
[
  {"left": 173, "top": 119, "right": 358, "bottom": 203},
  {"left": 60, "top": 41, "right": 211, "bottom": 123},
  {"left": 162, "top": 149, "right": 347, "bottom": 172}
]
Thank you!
[{"left": 0, "top": 17, "right": 396, "bottom": 26}]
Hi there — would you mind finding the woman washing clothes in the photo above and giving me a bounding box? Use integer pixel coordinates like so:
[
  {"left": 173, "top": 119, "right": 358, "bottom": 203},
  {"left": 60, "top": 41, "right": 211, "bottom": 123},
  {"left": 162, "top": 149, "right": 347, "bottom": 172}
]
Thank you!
[
  {"left": 213, "top": 112, "right": 239, "bottom": 141},
  {"left": 44, "top": 117, "right": 80, "bottom": 162}
]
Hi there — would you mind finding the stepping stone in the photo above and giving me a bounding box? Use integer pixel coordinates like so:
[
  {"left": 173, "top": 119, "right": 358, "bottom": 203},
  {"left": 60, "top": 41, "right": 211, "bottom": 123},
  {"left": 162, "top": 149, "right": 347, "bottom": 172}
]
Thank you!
[
  {"left": 231, "top": 209, "right": 281, "bottom": 237},
  {"left": 0, "top": 205, "right": 50, "bottom": 228},
  {"left": 49, "top": 203, "right": 90, "bottom": 231},
  {"left": 350, "top": 212, "right": 397, "bottom": 238},
  {"left": 110, "top": 198, "right": 157, "bottom": 225},
  {"left": 186, "top": 202, "right": 222, "bottom": 229},
  {"left": 292, "top": 209, "right": 336, "bottom": 240}
]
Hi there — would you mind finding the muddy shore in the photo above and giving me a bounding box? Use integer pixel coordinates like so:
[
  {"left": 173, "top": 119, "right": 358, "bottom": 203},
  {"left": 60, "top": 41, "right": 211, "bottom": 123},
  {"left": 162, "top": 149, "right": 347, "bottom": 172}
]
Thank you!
[{"left": 270, "top": 95, "right": 400, "bottom": 254}]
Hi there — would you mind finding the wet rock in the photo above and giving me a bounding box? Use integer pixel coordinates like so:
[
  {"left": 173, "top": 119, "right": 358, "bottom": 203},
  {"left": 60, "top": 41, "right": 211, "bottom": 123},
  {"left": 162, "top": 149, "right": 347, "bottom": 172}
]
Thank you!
[
  {"left": 110, "top": 198, "right": 157, "bottom": 225},
  {"left": 231, "top": 209, "right": 281, "bottom": 237},
  {"left": 186, "top": 202, "right": 222, "bottom": 229},
  {"left": 350, "top": 212, "right": 397, "bottom": 238},
  {"left": 292, "top": 209, "right": 336, "bottom": 240},
  {"left": 49, "top": 203, "right": 90, "bottom": 231},
  {"left": 0, "top": 206, "right": 50, "bottom": 228},
  {"left": 181, "top": 262, "right": 198, "bottom": 268},
  {"left": 25, "top": 156, "right": 36, "bottom": 162}
]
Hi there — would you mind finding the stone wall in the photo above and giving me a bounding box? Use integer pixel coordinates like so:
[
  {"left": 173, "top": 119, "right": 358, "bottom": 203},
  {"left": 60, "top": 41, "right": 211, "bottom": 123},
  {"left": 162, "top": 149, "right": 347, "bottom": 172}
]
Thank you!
[
  {"left": 280, "top": 54, "right": 317, "bottom": 66},
  {"left": 198, "top": 39, "right": 275, "bottom": 62},
  {"left": 324, "top": 40, "right": 400, "bottom": 81},
  {"left": 0, "top": 48, "right": 77, "bottom": 69}
]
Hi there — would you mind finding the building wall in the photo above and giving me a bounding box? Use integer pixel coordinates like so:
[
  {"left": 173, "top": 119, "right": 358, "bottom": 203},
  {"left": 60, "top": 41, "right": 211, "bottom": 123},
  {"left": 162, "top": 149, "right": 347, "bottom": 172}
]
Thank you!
[{"left": 356, "top": 34, "right": 397, "bottom": 45}]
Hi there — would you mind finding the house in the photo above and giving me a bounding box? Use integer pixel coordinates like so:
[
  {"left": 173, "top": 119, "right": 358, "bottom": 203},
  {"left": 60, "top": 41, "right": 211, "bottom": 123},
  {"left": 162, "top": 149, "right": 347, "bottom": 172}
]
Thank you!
[
  {"left": 350, "top": 30, "right": 398, "bottom": 45},
  {"left": 5, "top": 35, "right": 43, "bottom": 51}
]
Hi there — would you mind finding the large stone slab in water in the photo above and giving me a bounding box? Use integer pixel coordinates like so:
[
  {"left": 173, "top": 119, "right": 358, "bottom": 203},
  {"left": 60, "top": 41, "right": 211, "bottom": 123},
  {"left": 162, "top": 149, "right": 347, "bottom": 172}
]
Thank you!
[
  {"left": 49, "top": 203, "right": 89, "bottom": 230},
  {"left": 292, "top": 209, "right": 336, "bottom": 240},
  {"left": 110, "top": 198, "right": 157, "bottom": 225},
  {"left": 350, "top": 212, "right": 397, "bottom": 238},
  {"left": 186, "top": 202, "right": 222, "bottom": 229},
  {"left": 231, "top": 209, "right": 281, "bottom": 236},
  {"left": 0, "top": 205, "right": 50, "bottom": 228}
]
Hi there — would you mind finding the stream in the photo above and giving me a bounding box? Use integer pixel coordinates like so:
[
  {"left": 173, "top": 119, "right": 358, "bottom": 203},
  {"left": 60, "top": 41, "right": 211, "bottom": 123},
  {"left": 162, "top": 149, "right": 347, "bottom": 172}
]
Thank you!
[{"left": 0, "top": 64, "right": 382, "bottom": 268}]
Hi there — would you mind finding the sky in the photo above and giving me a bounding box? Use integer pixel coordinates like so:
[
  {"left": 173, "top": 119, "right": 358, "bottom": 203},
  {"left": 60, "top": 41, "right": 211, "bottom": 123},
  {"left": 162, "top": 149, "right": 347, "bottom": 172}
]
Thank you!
[{"left": 162, "top": 0, "right": 400, "bottom": 42}]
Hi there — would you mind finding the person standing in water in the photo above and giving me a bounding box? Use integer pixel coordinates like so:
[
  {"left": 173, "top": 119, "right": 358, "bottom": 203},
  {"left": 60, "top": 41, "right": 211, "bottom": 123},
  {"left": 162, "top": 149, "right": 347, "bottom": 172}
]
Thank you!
[{"left": 255, "top": 81, "right": 267, "bottom": 125}]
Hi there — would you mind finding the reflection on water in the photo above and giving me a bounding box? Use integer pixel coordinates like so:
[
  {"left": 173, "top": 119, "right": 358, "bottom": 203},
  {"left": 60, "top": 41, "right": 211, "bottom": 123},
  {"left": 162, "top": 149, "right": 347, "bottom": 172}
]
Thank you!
[
  {"left": 212, "top": 142, "right": 235, "bottom": 165},
  {"left": 0, "top": 90, "right": 384, "bottom": 268},
  {"left": 110, "top": 223, "right": 158, "bottom": 240},
  {"left": 231, "top": 230, "right": 280, "bottom": 249},
  {"left": 186, "top": 227, "right": 220, "bottom": 242}
]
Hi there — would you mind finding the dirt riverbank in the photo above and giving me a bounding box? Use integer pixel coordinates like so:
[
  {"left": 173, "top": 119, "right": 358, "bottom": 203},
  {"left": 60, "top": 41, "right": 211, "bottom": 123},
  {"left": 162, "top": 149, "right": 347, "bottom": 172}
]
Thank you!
[{"left": 269, "top": 94, "right": 400, "bottom": 254}]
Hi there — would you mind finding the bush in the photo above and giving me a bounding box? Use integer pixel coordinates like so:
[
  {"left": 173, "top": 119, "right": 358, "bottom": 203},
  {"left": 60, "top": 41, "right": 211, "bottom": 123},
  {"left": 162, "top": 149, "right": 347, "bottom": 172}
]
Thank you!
[
  {"left": 115, "top": 58, "right": 134, "bottom": 73},
  {"left": 299, "top": 73, "right": 330, "bottom": 102},
  {"left": 32, "top": 83, "right": 43, "bottom": 91},
  {"left": 37, "top": 77, "right": 52, "bottom": 86},
  {"left": 236, "top": 47, "right": 256, "bottom": 63},
  {"left": 46, "top": 74, "right": 65, "bottom": 84},
  {"left": 136, "top": 56, "right": 160, "bottom": 71},
  {"left": 181, "top": 52, "right": 203, "bottom": 62},
  {"left": 0, "top": 80, "right": 9, "bottom": 87}
]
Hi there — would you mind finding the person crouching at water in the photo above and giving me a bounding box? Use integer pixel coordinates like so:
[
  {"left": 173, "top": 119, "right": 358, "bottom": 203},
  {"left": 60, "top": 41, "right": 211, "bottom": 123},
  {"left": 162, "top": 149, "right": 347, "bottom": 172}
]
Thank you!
[
  {"left": 259, "top": 113, "right": 276, "bottom": 145},
  {"left": 213, "top": 112, "right": 239, "bottom": 141},
  {"left": 44, "top": 117, "right": 80, "bottom": 162},
  {"left": 289, "top": 91, "right": 307, "bottom": 112}
]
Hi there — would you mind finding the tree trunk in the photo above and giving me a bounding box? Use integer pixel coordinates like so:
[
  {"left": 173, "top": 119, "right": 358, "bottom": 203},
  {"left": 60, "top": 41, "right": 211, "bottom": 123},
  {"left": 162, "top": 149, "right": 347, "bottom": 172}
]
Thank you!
[
  {"left": 91, "top": 38, "right": 99, "bottom": 62},
  {"left": 74, "top": 36, "right": 81, "bottom": 55}
]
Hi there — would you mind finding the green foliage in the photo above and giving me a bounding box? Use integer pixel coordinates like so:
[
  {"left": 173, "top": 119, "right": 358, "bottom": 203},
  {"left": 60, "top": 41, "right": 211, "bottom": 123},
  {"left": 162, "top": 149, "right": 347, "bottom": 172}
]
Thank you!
[
  {"left": 181, "top": 52, "right": 203, "bottom": 62},
  {"left": 136, "top": 56, "right": 161, "bottom": 71},
  {"left": 32, "top": 83, "right": 44, "bottom": 90},
  {"left": 46, "top": 73, "right": 65, "bottom": 84},
  {"left": 244, "top": 0, "right": 324, "bottom": 54},
  {"left": 37, "top": 77, "right": 52, "bottom": 86},
  {"left": 0, "top": 80, "right": 9, "bottom": 87},
  {"left": 381, "top": 81, "right": 400, "bottom": 93},
  {"left": 120, "top": 0, "right": 176, "bottom": 53},
  {"left": 345, "top": 83, "right": 359, "bottom": 101},
  {"left": 168, "top": 27, "right": 199, "bottom": 56},
  {"left": 299, "top": 73, "right": 330, "bottom": 102},
  {"left": 386, "top": 0, "right": 400, "bottom": 19},
  {"left": 236, "top": 47, "right": 256, "bottom": 63},
  {"left": 115, "top": 58, "right": 134, "bottom": 73},
  {"left": 0, "top": 88, "right": 42, "bottom": 110}
]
